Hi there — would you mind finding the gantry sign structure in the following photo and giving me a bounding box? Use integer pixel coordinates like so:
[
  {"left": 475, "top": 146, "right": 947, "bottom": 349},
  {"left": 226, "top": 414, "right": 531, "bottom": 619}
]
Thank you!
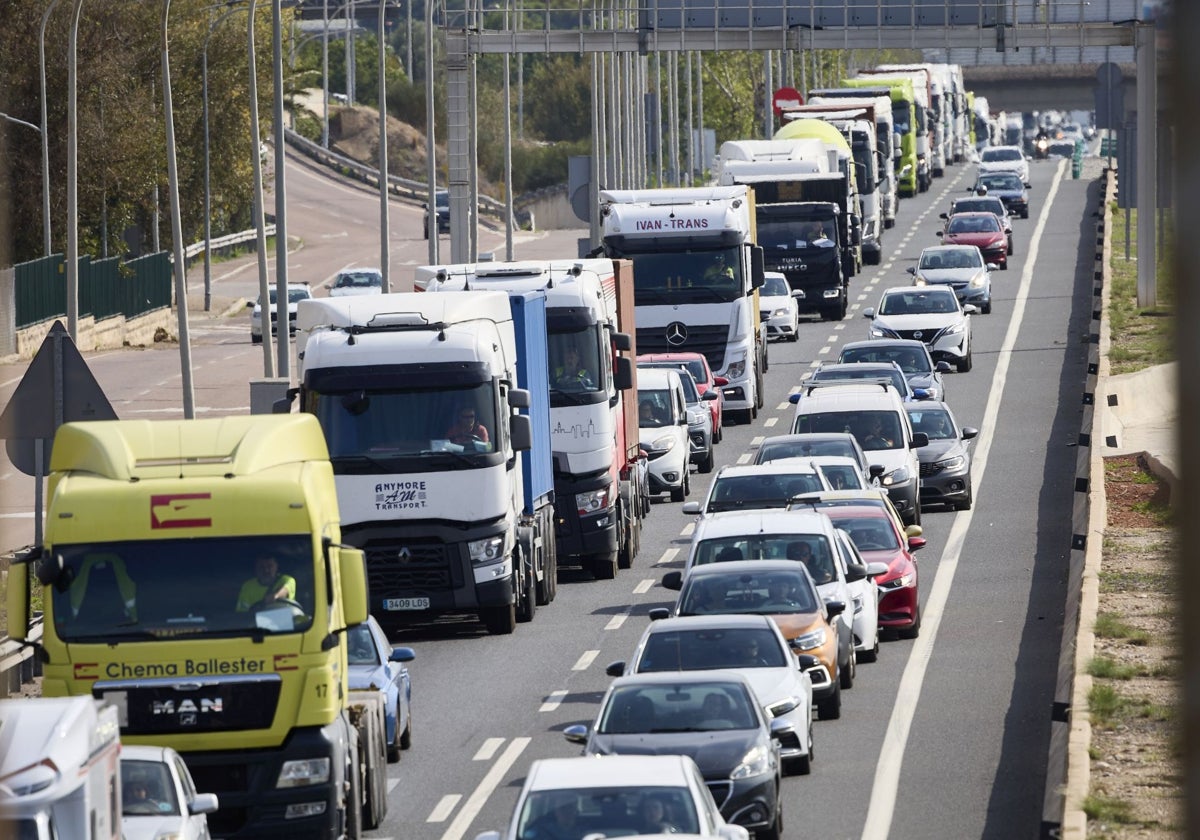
[{"left": 434, "top": 0, "right": 1141, "bottom": 261}]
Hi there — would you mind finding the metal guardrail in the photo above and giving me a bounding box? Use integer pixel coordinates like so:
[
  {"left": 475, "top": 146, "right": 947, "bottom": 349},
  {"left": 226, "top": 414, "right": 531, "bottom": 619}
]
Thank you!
[
  {"left": 0, "top": 615, "right": 44, "bottom": 699},
  {"left": 184, "top": 224, "right": 278, "bottom": 263}
]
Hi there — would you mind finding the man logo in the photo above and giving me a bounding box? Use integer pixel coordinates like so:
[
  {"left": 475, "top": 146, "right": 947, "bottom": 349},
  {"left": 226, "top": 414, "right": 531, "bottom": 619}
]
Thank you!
[{"left": 665, "top": 322, "right": 688, "bottom": 347}]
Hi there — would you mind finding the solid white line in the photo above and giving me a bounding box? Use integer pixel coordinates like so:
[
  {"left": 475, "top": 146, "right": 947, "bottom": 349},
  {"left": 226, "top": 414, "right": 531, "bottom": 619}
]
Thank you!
[
  {"left": 605, "top": 614, "right": 627, "bottom": 631},
  {"left": 440, "top": 738, "right": 531, "bottom": 840},
  {"left": 473, "top": 738, "right": 505, "bottom": 762},
  {"left": 860, "top": 158, "right": 1069, "bottom": 840},
  {"left": 572, "top": 650, "right": 599, "bottom": 671},
  {"left": 539, "top": 690, "right": 568, "bottom": 713},
  {"left": 0, "top": 513, "right": 35, "bottom": 519},
  {"left": 633, "top": 579, "right": 654, "bottom": 595},
  {"left": 427, "top": 794, "right": 461, "bottom": 823}
]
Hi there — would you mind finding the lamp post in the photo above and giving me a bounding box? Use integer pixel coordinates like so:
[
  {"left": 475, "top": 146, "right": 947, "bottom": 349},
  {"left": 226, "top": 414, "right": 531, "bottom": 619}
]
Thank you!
[
  {"left": 161, "top": 0, "right": 197, "bottom": 419},
  {"left": 39, "top": 0, "right": 62, "bottom": 257},
  {"left": 378, "top": 0, "right": 390, "bottom": 291},
  {"left": 271, "top": 0, "right": 291, "bottom": 380},
  {"left": 247, "top": 0, "right": 276, "bottom": 377},
  {"left": 66, "top": 0, "right": 83, "bottom": 341}
]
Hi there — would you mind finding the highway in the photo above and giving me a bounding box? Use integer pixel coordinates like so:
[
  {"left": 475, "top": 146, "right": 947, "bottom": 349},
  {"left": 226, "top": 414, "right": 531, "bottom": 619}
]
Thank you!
[{"left": 0, "top": 148, "right": 1101, "bottom": 840}]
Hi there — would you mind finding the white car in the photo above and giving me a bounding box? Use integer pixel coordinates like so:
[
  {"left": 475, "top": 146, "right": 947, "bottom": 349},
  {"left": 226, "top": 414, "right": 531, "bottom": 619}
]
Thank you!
[
  {"left": 248, "top": 282, "right": 312, "bottom": 344},
  {"left": 832, "top": 526, "right": 883, "bottom": 662},
  {"left": 473, "top": 754, "right": 750, "bottom": 840},
  {"left": 681, "top": 462, "right": 831, "bottom": 520},
  {"left": 328, "top": 268, "right": 383, "bottom": 297},
  {"left": 759, "top": 271, "right": 799, "bottom": 342},
  {"left": 863, "top": 285, "right": 976, "bottom": 374},
  {"left": 978, "top": 145, "right": 1030, "bottom": 183},
  {"left": 638, "top": 367, "right": 692, "bottom": 502},
  {"left": 120, "top": 745, "right": 218, "bottom": 840}
]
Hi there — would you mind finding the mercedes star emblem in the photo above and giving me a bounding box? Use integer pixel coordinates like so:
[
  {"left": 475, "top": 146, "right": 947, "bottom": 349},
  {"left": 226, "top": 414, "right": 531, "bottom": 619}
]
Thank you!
[{"left": 665, "top": 322, "right": 688, "bottom": 346}]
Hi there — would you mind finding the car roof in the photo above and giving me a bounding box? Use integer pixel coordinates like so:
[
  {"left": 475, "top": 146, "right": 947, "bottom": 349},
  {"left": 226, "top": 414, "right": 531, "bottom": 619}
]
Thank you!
[
  {"left": 819, "top": 503, "right": 890, "bottom": 521},
  {"left": 637, "top": 352, "right": 707, "bottom": 365},
  {"left": 713, "top": 462, "right": 823, "bottom": 478},
  {"left": 840, "top": 338, "right": 930, "bottom": 354},
  {"left": 645, "top": 613, "right": 780, "bottom": 633},
  {"left": 948, "top": 210, "right": 1002, "bottom": 219},
  {"left": 682, "top": 558, "right": 819, "bottom": 579},
  {"left": 760, "top": 431, "right": 862, "bottom": 443},
  {"left": 525, "top": 755, "right": 696, "bottom": 791},
  {"left": 609, "top": 670, "right": 756, "bottom": 690},
  {"left": 922, "top": 244, "right": 980, "bottom": 255},
  {"left": 882, "top": 284, "right": 955, "bottom": 297},
  {"left": 638, "top": 367, "right": 683, "bottom": 388},
  {"left": 792, "top": 382, "right": 908, "bottom": 412},
  {"left": 694, "top": 508, "right": 834, "bottom": 539}
]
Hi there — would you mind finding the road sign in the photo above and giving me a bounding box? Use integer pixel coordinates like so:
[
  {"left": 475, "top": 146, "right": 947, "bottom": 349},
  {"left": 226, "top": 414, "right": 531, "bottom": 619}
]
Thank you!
[
  {"left": 772, "top": 86, "right": 803, "bottom": 118},
  {"left": 1094, "top": 62, "right": 1124, "bottom": 130},
  {"left": 0, "top": 321, "right": 117, "bottom": 476}
]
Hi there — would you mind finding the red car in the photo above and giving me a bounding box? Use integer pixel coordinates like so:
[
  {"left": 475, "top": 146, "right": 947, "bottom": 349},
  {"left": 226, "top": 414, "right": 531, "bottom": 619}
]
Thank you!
[
  {"left": 821, "top": 503, "right": 926, "bottom": 639},
  {"left": 936, "top": 211, "right": 1008, "bottom": 270},
  {"left": 636, "top": 352, "right": 727, "bottom": 443}
]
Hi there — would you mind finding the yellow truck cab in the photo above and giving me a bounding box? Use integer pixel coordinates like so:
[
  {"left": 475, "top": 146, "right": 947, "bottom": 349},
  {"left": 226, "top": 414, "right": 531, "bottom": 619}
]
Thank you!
[{"left": 5, "top": 414, "right": 376, "bottom": 838}]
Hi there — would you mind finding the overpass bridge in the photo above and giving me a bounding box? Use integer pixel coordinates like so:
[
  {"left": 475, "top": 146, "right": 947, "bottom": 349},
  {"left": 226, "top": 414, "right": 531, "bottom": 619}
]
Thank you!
[{"left": 960, "top": 63, "right": 1137, "bottom": 113}]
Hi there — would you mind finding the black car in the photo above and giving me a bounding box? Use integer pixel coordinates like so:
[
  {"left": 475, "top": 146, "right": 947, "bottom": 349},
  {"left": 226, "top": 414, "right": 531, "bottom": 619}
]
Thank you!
[
  {"left": 972, "top": 171, "right": 1030, "bottom": 219},
  {"left": 423, "top": 190, "right": 450, "bottom": 239},
  {"left": 566, "top": 671, "right": 787, "bottom": 839},
  {"left": 905, "top": 401, "right": 978, "bottom": 510},
  {"left": 837, "top": 339, "right": 951, "bottom": 402}
]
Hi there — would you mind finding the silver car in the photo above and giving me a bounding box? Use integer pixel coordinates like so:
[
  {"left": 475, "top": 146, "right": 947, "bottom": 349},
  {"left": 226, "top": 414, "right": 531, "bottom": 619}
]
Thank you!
[
  {"left": 905, "top": 401, "right": 978, "bottom": 510},
  {"left": 907, "top": 245, "right": 994, "bottom": 314},
  {"left": 863, "top": 286, "right": 976, "bottom": 373}
]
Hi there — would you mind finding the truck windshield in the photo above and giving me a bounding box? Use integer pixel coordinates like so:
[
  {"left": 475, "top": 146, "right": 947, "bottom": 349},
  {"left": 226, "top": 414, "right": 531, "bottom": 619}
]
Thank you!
[
  {"left": 892, "top": 103, "right": 910, "bottom": 135},
  {"left": 549, "top": 326, "right": 605, "bottom": 400},
  {"left": 757, "top": 217, "right": 837, "bottom": 251},
  {"left": 49, "top": 536, "right": 315, "bottom": 641},
  {"left": 309, "top": 382, "right": 499, "bottom": 461},
  {"left": 627, "top": 248, "right": 742, "bottom": 306}
]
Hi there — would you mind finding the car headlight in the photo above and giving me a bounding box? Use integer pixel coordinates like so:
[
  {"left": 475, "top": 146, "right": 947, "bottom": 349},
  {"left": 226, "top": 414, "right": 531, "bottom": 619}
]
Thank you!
[
  {"left": 880, "top": 571, "right": 916, "bottom": 590},
  {"left": 468, "top": 535, "right": 507, "bottom": 566},
  {"left": 771, "top": 307, "right": 790, "bottom": 318},
  {"left": 650, "top": 435, "right": 677, "bottom": 452},
  {"left": 791, "top": 627, "right": 827, "bottom": 650},
  {"left": 767, "top": 696, "right": 802, "bottom": 718},
  {"left": 870, "top": 326, "right": 898, "bottom": 339},
  {"left": 941, "top": 321, "right": 965, "bottom": 336},
  {"left": 276, "top": 758, "right": 331, "bottom": 788},
  {"left": 913, "top": 276, "right": 927, "bottom": 286},
  {"left": 730, "top": 744, "right": 772, "bottom": 780},
  {"left": 881, "top": 466, "right": 911, "bottom": 486},
  {"left": 725, "top": 352, "right": 747, "bottom": 380},
  {"left": 575, "top": 485, "right": 614, "bottom": 516},
  {"left": 969, "top": 273, "right": 986, "bottom": 289},
  {"left": 935, "top": 455, "right": 966, "bottom": 471}
]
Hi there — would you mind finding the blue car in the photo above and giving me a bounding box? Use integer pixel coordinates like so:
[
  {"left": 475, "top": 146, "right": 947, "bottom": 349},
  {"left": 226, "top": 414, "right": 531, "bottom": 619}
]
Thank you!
[{"left": 348, "top": 616, "right": 416, "bottom": 762}]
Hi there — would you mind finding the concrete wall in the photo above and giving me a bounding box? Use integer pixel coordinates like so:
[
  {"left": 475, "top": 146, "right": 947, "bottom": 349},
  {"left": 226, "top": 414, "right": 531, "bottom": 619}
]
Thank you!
[
  {"left": 519, "top": 189, "right": 581, "bottom": 231},
  {"left": 13, "top": 307, "right": 175, "bottom": 360}
]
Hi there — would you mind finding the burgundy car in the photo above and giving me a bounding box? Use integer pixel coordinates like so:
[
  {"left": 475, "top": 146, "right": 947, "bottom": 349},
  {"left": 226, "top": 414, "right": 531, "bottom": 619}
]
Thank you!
[
  {"left": 636, "top": 352, "right": 727, "bottom": 443},
  {"left": 936, "top": 211, "right": 1008, "bottom": 270},
  {"left": 822, "top": 503, "right": 926, "bottom": 639}
]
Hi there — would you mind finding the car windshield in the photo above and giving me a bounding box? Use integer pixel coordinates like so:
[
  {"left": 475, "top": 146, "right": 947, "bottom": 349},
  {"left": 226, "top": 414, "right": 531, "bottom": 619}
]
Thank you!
[
  {"left": 840, "top": 345, "right": 932, "bottom": 374},
  {"left": 793, "top": 409, "right": 904, "bottom": 452},
  {"left": 692, "top": 535, "right": 837, "bottom": 585},
  {"left": 948, "top": 215, "right": 1000, "bottom": 234},
  {"left": 639, "top": 389, "right": 674, "bottom": 428},
  {"left": 335, "top": 271, "right": 381, "bottom": 289},
  {"left": 979, "top": 173, "right": 1022, "bottom": 190},
  {"left": 983, "top": 148, "right": 1022, "bottom": 162},
  {"left": 49, "top": 535, "right": 316, "bottom": 643},
  {"left": 953, "top": 199, "right": 1004, "bottom": 216},
  {"left": 763, "top": 275, "right": 790, "bottom": 296},
  {"left": 678, "top": 569, "right": 820, "bottom": 616},
  {"left": 832, "top": 516, "right": 900, "bottom": 551},
  {"left": 598, "top": 682, "right": 758, "bottom": 734},
  {"left": 516, "top": 786, "right": 700, "bottom": 840},
  {"left": 879, "top": 290, "right": 959, "bottom": 315},
  {"left": 706, "top": 472, "right": 825, "bottom": 511},
  {"left": 434, "top": 191, "right": 449, "bottom": 209},
  {"left": 264, "top": 287, "right": 310, "bottom": 305},
  {"left": 907, "top": 407, "right": 957, "bottom": 440},
  {"left": 122, "top": 760, "right": 181, "bottom": 817},
  {"left": 627, "top": 248, "right": 743, "bottom": 306},
  {"left": 921, "top": 249, "right": 982, "bottom": 270},
  {"left": 637, "top": 627, "right": 789, "bottom": 671}
]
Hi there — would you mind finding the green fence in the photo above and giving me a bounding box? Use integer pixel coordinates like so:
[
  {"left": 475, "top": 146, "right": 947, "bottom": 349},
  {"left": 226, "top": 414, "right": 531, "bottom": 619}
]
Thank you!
[{"left": 14, "top": 252, "right": 172, "bottom": 329}]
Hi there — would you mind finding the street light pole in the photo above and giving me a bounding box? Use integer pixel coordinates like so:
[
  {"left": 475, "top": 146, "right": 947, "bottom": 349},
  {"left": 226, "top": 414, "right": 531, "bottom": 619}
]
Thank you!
[
  {"left": 161, "top": 0, "right": 197, "bottom": 419},
  {"left": 66, "top": 0, "right": 83, "bottom": 341},
  {"left": 378, "top": 0, "right": 390, "bottom": 292},
  {"left": 321, "top": 0, "right": 329, "bottom": 148},
  {"left": 271, "top": 0, "right": 291, "bottom": 380},
  {"left": 39, "top": 0, "right": 62, "bottom": 257},
  {"left": 247, "top": 0, "right": 276, "bottom": 377}
]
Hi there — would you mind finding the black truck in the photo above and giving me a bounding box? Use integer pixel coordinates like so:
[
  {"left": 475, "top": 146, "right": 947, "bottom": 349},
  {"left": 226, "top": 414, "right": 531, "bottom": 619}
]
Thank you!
[{"left": 756, "top": 200, "right": 848, "bottom": 321}]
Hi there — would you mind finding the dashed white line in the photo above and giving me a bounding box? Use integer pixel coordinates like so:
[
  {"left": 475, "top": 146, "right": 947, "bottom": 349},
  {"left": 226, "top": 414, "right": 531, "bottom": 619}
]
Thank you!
[
  {"left": 679, "top": 523, "right": 694, "bottom": 537},
  {"left": 473, "top": 738, "right": 505, "bottom": 761},
  {"left": 750, "top": 436, "right": 765, "bottom": 446},
  {"left": 776, "top": 402, "right": 790, "bottom": 411},
  {"left": 572, "top": 650, "right": 599, "bottom": 671},
  {"left": 763, "top": 417, "right": 778, "bottom": 427},
  {"left": 818, "top": 345, "right": 831, "bottom": 355},
  {"left": 427, "top": 795, "right": 461, "bottom": 823},
  {"left": 633, "top": 579, "right": 654, "bottom": 595},
  {"left": 539, "top": 690, "right": 568, "bottom": 712},
  {"left": 605, "top": 614, "right": 627, "bottom": 631},
  {"left": 439, "top": 738, "right": 531, "bottom": 840},
  {"left": 736, "top": 453, "right": 752, "bottom": 464},
  {"left": 658, "top": 547, "right": 680, "bottom": 564}
]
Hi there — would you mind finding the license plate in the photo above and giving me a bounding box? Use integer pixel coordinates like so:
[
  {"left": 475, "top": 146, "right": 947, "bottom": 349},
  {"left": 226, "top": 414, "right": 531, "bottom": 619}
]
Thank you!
[{"left": 383, "top": 598, "right": 430, "bottom": 611}]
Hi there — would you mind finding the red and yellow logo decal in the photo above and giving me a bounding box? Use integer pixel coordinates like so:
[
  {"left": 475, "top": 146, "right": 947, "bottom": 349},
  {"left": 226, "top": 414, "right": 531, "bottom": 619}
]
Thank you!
[{"left": 150, "top": 493, "right": 213, "bottom": 529}]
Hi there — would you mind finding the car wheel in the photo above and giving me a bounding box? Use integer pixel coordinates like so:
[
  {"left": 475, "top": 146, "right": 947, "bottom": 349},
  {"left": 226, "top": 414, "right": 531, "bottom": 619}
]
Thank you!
[
  {"left": 1008, "top": 237, "right": 1016, "bottom": 256},
  {"left": 840, "top": 642, "right": 856, "bottom": 689},
  {"left": 399, "top": 705, "right": 412, "bottom": 750},
  {"left": 954, "top": 484, "right": 974, "bottom": 511},
  {"left": 251, "top": 334, "right": 261, "bottom": 345},
  {"left": 982, "top": 299, "right": 992, "bottom": 315},
  {"left": 670, "top": 477, "right": 686, "bottom": 503},
  {"left": 899, "top": 605, "right": 922, "bottom": 639},
  {"left": 699, "top": 448, "right": 714, "bottom": 474},
  {"left": 817, "top": 680, "right": 841, "bottom": 720},
  {"left": 1001, "top": 259, "right": 1009, "bottom": 271},
  {"left": 858, "top": 630, "right": 879, "bottom": 664},
  {"left": 790, "top": 313, "right": 800, "bottom": 341},
  {"left": 1022, "top": 208, "right": 1030, "bottom": 219},
  {"left": 957, "top": 348, "right": 973, "bottom": 373}
]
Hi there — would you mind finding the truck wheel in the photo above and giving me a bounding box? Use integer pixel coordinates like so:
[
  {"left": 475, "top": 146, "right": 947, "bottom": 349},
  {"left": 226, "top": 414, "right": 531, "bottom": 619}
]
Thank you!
[
  {"left": 867, "top": 245, "right": 883, "bottom": 266},
  {"left": 617, "top": 506, "right": 633, "bottom": 570},
  {"left": 536, "top": 529, "right": 555, "bottom": 606},
  {"left": 589, "top": 551, "right": 618, "bottom": 580},
  {"left": 343, "top": 735, "right": 363, "bottom": 839},
  {"left": 361, "top": 712, "right": 387, "bottom": 829},
  {"left": 516, "top": 548, "right": 536, "bottom": 624},
  {"left": 480, "top": 603, "right": 517, "bottom": 635}
]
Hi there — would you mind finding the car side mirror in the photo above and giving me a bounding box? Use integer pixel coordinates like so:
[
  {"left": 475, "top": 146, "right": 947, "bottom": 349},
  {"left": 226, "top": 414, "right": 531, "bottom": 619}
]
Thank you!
[
  {"left": 795, "top": 654, "right": 821, "bottom": 671},
  {"left": 245, "top": 300, "right": 255, "bottom": 308},
  {"left": 1025, "top": 182, "right": 1033, "bottom": 189},
  {"left": 824, "top": 599, "right": 846, "bottom": 619},
  {"left": 908, "top": 535, "right": 927, "bottom": 551},
  {"left": 682, "top": 501, "right": 702, "bottom": 515},
  {"left": 702, "top": 391, "right": 719, "bottom": 401},
  {"left": 648, "top": 607, "right": 671, "bottom": 621},
  {"left": 935, "top": 231, "right": 944, "bottom": 238},
  {"left": 869, "top": 464, "right": 886, "bottom": 478},
  {"left": 605, "top": 661, "right": 627, "bottom": 677},
  {"left": 939, "top": 212, "right": 949, "bottom": 220},
  {"left": 961, "top": 425, "right": 979, "bottom": 440},
  {"left": 190, "top": 794, "right": 220, "bottom": 816},
  {"left": 906, "top": 266, "right": 916, "bottom": 275},
  {"left": 390, "top": 647, "right": 416, "bottom": 663},
  {"left": 845, "top": 562, "right": 868, "bottom": 583},
  {"left": 935, "top": 361, "right": 953, "bottom": 373},
  {"left": 788, "top": 393, "right": 802, "bottom": 404},
  {"left": 911, "top": 432, "right": 929, "bottom": 448},
  {"left": 862, "top": 308, "right": 875, "bottom": 319},
  {"left": 661, "top": 571, "right": 683, "bottom": 591},
  {"left": 963, "top": 304, "right": 979, "bottom": 315},
  {"left": 563, "top": 724, "right": 589, "bottom": 745}
]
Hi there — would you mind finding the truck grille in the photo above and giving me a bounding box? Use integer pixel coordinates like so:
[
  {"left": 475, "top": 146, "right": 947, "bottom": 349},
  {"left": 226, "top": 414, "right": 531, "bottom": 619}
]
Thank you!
[
  {"left": 95, "top": 678, "right": 281, "bottom": 735},
  {"left": 636, "top": 324, "right": 728, "bottom": 372},
  {"left": 364, "top": 540, "right": 455, "bottom": 592}
]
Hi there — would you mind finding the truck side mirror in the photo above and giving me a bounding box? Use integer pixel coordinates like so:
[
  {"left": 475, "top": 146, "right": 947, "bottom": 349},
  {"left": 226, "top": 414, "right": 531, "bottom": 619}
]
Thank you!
[
  {"left": 508, "top": 388, "right": 531, "bottom": 409},
  {"left": 614, "top": 357, "right": 634, "bottom": 391},
  {"left": 510, "top": 415, "right": 532, "bottom": 452},
  {"left": 749, "top": 246, "right": 765, "bottom": 290},
  {"left": 612, "top": 332, "right": 632, "bottom": 352},
  {"left": 6, "top": 560, "right": 30, "bottom": 641},
  {"left": 337, "top": 546, "right": 369, "bottom": 628}
]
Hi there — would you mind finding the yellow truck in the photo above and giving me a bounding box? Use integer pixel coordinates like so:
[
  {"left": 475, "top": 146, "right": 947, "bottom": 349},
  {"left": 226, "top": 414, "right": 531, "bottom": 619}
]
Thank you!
[{"left": 5, "top": 414, "right": 385, "bottom": 838}]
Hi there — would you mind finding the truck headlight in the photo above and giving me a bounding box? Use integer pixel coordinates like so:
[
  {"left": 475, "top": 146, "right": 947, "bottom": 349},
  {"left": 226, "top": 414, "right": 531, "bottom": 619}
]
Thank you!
[
  {"left": 730, "top": 744, "right": 771, "bottom": 780},
  {"left": 468, "top": 535, "right": 506, "bottom": 566},
  {"left": 725, "top": 352, "right": 746, "bottom": 380},
  {"left": 276, "top": 757, "right": 331, "bottom": 788},
  {"left": 576, "top": 485, "right": 614, "bottom": 516}
]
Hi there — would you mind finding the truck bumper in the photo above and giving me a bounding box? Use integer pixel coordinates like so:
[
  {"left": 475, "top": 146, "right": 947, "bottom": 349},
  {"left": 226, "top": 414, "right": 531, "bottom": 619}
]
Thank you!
[
  {"left": 553, "top": 473, "right": 618, "bottom": 562},
  {"left": 182, "top": 721, "right": 350, "bottom": 839}
]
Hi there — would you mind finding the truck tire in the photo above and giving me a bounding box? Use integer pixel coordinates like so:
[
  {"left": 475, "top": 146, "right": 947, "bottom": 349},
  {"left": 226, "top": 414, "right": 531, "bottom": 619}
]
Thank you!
[
  {"left": 343, "top": 733, "right": 363, "bottom": 839},
  {"left": 480, "top": 603, "right": 517, "bottom": 634},
  {"left": 361, "top": 711, "right": 387, "bottom": 829},
  {"left": 617, "top": 503, "right": 633, "bottom": 570},
  {"left": 589, "top": 551, "right": 618, "bottom": 580},
  {"left": 516, "top": 547, "right": 536, "bottom": 623}
]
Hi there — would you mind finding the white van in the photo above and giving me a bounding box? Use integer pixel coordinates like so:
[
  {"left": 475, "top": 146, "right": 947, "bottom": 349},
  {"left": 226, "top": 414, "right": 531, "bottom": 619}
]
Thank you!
[
  {"left": 790, "top": 382, "right": 927, "bottom": 526},
  {"left": 637, "top": 367, "right": 691, "bottom": 502}
]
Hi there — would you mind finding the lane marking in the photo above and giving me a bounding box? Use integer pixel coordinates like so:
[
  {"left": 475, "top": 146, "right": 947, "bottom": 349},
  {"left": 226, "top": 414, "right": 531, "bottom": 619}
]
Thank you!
[
  {"left": 572, "top": 650, "right": 599, "bottom": 671},
  {"left": 776, "top": 402, "right": 790, "bottom": 411},
  {"left": 633, "top": 579, "right": 654, "bottom": 595},
  {"left": 751, "top": 436, "right": 765, "bottom": 446},
  {"left": 679, "top": 523, "right": 694, "bottom": 537},
  {"left": 605, "top": 614, "right": 627, "bottom": 631},
  {"left": 861, "top": 158, "right": 1068, "bottom": 840},
  {"left": 736, "top": 453, "right": 752, "bottom": 464},
  {"left": 764, "top": 417, "right": 778, "bottom": 428},
  {"left": 427, "top": 795, "right": 461, "bottom": 822},
  {"left": 658, "top": 547, "right": 680, "bottom": 565},
  {"left": 539, "top": 690, "right": 568, "bottom": 713},
  {"left": 473, "top": 738, "right": 505, "bottom": 762},
  {"left": 440, "top": 738, "right": 531, "bottom": 840}
]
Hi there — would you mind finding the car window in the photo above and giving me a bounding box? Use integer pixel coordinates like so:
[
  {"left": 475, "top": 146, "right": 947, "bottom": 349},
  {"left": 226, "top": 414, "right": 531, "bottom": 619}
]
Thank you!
[
  {"left": 907, "top": 407, "right": 957, "bottom": 440},
  {"left": 638, "top": 627, "right": 788, "bottom": 671},
  {"left": 763, "top": 275, "right": 790, "bottom": 296},
  {"left": 983, "top": 148, "right": 1021, "bottom": 162},
  {"left": 819, "top": 463, "right": 864, "bottom": 490},
  {"left": 682, "top": 359, "right": 708, "bottom": 384},
  {"left": 287, "top": 287, "right": 311, "bottom": 303},
  {"left": 756, "top": 439, "right": 856, "bottom": 463},
  {"left": 639, "top": 389, "right": 673, "bottom": 428},
  {"left": 122, "top": 759, "right": 181, "bottom": 817}
]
